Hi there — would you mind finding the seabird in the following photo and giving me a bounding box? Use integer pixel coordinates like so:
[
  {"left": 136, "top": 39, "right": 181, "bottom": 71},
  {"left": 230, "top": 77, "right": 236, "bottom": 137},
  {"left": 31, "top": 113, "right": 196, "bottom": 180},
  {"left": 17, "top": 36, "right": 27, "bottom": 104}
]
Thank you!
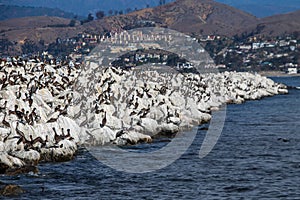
[
  {"left": 53, "top": 127, "right": 63, "bottom": 144},
  {"left": 2, "top": 112, "right": 10, "bottom": 128},
  {"left": 116, "top": 130, "right": 125, "bottom": 138},
  {"left": 129, "top": 111, "right": 137, "bottom": 116},
  {"left": 0, "top": 101, "right": 7, "bottom": 112},
  {"left": 134, "top": 99, "right": 139, "bottom": 109},
  {"left": 157, "top": 99, "right": 165, "bottom": 106},
  {"left": 100, "top": 112, "right": 107, "bottom": 128},
  {"left": 29, "top": 135, "right": 48, "bottom": 147},
  {"left": 136, "top": 89, "right": 144, "bottom": 98},
  {"left": 66, "top": 129, "right": 74, "bottom": 141}
]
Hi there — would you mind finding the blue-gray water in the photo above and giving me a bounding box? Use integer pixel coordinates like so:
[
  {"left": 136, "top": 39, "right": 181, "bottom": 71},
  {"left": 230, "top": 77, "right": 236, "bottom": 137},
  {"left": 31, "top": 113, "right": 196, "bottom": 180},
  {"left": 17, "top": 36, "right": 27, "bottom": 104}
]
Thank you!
[{"left": 2, "top": 76, "right": 300, "bottom": 199}]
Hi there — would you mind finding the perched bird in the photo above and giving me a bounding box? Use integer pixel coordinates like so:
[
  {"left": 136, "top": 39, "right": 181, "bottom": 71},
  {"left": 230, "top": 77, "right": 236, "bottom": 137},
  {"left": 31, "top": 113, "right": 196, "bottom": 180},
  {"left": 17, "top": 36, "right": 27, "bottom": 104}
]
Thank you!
[
  {"left": 100, "top": 112, "right": 107, "bottom": 128},
  {"left": 116, "top": 130, "right": 125, "bottom": 138},
  {"left": 2, "top": 112, "right": 10, "bottom": 128}
]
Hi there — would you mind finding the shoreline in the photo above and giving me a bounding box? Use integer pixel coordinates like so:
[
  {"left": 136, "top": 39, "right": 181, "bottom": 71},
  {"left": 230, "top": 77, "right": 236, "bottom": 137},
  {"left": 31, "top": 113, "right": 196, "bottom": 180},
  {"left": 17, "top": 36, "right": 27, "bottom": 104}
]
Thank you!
[{"left": 258, "top": 71, "right": 300, "bottom": 77}]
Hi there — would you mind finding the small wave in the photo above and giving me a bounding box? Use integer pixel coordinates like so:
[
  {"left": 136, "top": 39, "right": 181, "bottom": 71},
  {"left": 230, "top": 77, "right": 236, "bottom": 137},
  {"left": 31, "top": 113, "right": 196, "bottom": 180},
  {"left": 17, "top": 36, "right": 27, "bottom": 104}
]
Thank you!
[
  {"left": 223, "top": 185, "right": 254, "bottom": 193},
  {"left": 286, "top": 86, "right": 300, "bottom": 90}
]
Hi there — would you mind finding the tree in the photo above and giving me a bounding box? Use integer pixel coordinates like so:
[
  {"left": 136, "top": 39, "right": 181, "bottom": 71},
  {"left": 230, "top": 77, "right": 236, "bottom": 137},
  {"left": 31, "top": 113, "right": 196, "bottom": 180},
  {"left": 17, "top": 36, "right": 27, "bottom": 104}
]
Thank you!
[
  {"left": 81, "top": 13, "right": 94, "bottom": 24},
  {"left": 21, "top": 39, "right": 39, "bottom": 54},
  {"left": 118, "top": 10, "right": 123, "bottom": 15},
  {"left": 159, "top": 0, "right": 166, "bottom": 6},
  {"left": 125, "top": 8, "right": 132, "bottom": 14},
  {"left": 96, "top": 10, "right": 105, "bottom": 19},
  {"left": 69, "top": 19, "right": 76, "bottom": 27},
  {"left": 0, "top": 39, "right": 13, "bottom": 52},
  {"left": 87, "top": 13, "right": 94, "bottom": 22},
  {"left": 108, "top": 10, "right": 113, "bottom": 16}
]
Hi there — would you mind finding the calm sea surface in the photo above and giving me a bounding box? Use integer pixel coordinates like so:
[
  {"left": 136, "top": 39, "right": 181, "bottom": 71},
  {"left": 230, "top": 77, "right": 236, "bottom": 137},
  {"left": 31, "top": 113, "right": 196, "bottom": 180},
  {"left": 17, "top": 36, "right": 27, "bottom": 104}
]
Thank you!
[{"left": 1, "top": 76, "right": 300, "bottom": 199}]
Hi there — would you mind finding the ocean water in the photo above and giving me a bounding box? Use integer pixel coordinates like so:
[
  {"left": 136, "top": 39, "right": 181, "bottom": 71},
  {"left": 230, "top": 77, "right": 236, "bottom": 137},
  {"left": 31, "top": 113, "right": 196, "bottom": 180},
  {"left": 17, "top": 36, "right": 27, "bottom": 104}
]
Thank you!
[{"left": 1, "top": 76, "right": 300, "bottom": 199}]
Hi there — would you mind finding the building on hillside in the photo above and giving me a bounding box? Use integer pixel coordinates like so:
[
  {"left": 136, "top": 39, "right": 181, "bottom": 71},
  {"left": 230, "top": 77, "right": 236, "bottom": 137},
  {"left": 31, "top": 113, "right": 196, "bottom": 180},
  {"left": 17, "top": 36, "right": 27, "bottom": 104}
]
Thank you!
[{"left": 287, "top": 68, "right": 298, "bottom": 74}]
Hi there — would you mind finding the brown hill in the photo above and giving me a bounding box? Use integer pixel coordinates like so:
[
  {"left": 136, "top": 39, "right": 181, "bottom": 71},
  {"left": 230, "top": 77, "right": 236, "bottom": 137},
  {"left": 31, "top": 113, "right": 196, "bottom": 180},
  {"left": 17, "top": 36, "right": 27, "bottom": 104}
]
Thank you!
[
  {"left": 84, "top": 0, "right": 257, "bottom": 36},
  {"left": 0, "top": 16, "right": 83, "bottom": 53},
  {"left": 0, "top": 16, "right": 81, "bottom": 42},
  {"left": 0, "top": 5, "right": 77, "bottom": 21},
  {"left": 244, "top": 10, "right": 300, "bottom": 37}
]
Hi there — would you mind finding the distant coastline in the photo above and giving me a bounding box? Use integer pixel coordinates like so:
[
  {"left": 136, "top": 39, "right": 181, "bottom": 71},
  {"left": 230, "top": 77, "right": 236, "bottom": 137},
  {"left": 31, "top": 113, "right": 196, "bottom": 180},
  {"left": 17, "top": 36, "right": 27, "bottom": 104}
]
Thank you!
[{"left": 258, "top": 71, "right": 300, "bottom": 77}]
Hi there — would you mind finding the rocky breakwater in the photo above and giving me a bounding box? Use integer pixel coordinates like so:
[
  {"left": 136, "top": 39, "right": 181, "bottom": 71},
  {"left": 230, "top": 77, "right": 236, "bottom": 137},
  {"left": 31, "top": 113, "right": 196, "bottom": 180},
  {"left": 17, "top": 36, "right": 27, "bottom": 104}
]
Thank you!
[
  {"left": 0, "top": 57, "right": 288, "bottom": 174},
  {"left": 0, "top": 57, "right": 85, "bottom": 174}
]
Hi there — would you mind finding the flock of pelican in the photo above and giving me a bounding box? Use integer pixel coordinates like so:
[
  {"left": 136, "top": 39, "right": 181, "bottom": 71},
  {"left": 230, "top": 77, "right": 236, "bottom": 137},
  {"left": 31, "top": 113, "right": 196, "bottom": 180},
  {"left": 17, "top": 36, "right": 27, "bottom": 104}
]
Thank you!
[{"left": 0, "top": 56, "right": 288, "bottom": 174}]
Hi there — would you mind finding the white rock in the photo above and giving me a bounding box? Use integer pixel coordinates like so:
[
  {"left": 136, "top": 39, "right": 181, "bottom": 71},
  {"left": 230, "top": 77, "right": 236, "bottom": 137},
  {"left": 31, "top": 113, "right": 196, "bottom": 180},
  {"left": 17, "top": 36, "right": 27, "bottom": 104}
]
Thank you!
[{"left": 140, "top": 118, "right": 159, "bottom": 135}]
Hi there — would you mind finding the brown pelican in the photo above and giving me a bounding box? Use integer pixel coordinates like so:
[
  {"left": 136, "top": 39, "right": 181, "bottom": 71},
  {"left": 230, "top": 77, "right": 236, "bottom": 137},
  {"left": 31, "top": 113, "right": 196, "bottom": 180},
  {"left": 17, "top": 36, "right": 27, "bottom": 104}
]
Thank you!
[
  {"left": 53, "top": 127, "right": 63, "bottom": 144},
  {"left": 116, "top": 130, "right": 125, "bottom": 138},
  {"left": 29, "top": 135, "right": 48, "bottom": 147}
]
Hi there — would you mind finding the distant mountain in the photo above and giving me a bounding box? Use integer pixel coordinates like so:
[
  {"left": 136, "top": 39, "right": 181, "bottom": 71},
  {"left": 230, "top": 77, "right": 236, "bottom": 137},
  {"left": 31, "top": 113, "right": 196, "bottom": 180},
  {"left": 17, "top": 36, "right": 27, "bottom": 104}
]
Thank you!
[
  {"left": 215, "top": 0, "right": 300, "bottom": 17},
  {"left": 0, "top": 16, "right": 81, "bottom": 53},
  {"left": 0, "top": 0, "right": 175, "bottom": 16},
  {"left": 1, "top": 0, "right": 300, "bottom": 17},
  {"left": 0, "top": 5, "right": 77, "bottom": 20},
  {"left": 83, "top": 0, "right": 257, "bottom": 37},
  {"left": 244, "top": 10, "right": 300, "bottom": 37}
]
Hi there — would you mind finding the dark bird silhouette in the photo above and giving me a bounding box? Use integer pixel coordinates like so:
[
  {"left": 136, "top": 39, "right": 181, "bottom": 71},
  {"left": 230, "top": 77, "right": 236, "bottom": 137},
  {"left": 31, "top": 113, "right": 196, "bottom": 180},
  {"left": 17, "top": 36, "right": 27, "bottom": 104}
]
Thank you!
[
  {"left": 48, "top": 143, "right": 64, "bottom": 149},
  {"left": 53, "top": 127, "right": 63, "bottom": 144},
  {"left": 61, "top": 128, "right": 65, "bottom": 137},
  {"left": 46, "top": 112, "right": 60, "bottom": 123},
  {"left": 16, "top": 108, "right": 25, "bottom": 120},
  {"left": 2, "top": 112, "right": 10, "bottom": 128},
  {"left": 157, "top": 99, "right": 165, "bottom": 106},
  {"left": 159, "top": 86, "right": 167, "bottom": 95},
  {"left": 8, "top": 105, "right": 18, "bottom": 115},
  {"left": 128, "top": 95, "right": 135, "bottom": 106},
  {"left": 145, "top": 92, "right": 152, "bottom": 98},
  {"left": 116, "top": 130, "right": 125, "bottom": 138},
  {"left": 175, "top": 110, "right": 179, "bottom": 118},
  {"left": 66, "top": 129, "right": 74, "bottom": 141},
  {"left": 0, "top": 101, "right": 7, "bottom": 112},
  {"left": 29, "top": 135, "right": 48, "bottom": 147},
  {"left": 129, "top": 111, "right": 137, "bottom": 116},
  {"left": 16, "top": 86, "right": 22, "bottom": 99},
  {"left": 138, "top": 105, "right": 150, "bottom": 117},
  {"left": 136, "top": 89, "right": 144, "bottom": 98},
  {"left": 277, "top": 138, "right": 289, "bottom": 142},
  {"left": 100, "top": 112, "right": 107, "bottom": 128},
  {"left": 134, "top": 99, "right": 139, "bottom": 109}
]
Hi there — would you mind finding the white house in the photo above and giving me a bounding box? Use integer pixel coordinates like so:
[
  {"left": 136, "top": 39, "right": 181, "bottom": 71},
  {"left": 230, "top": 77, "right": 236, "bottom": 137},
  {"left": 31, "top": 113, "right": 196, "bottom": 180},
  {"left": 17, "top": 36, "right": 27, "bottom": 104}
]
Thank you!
[{"left": 287, "top": 68, "right": 298, "bottom": 74}]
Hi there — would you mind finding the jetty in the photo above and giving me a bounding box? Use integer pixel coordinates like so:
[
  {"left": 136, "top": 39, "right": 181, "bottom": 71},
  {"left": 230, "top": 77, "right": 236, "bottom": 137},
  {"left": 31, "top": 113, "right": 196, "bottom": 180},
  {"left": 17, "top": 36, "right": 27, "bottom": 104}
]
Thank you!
[{"left": 0, "top": 57, "right": 288, "bottom": 174}]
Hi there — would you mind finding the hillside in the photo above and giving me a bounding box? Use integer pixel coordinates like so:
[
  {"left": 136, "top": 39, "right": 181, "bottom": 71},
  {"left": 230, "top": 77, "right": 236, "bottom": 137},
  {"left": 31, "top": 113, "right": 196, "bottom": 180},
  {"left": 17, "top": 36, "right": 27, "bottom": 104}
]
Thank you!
[
  {"left": 84, "top": 0, "right": 257, "bottom": 36},
  {"left": 215, "top": 0, "right": 300, "bottom": 17},
  {"left": 0, "top": 5, "right": 77, "bottom": 20},
  {"left": 83, "top": 0, "right": 300, "bottom": 38},
  {"left": 254, "top": 10, "right": 300, "bottom": 37},
  {"left": 0, "top": 16, "right": 81, "bottom": 53},
  {"left": 0, "top": 0, "right": 299, "bottom": 55}
]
